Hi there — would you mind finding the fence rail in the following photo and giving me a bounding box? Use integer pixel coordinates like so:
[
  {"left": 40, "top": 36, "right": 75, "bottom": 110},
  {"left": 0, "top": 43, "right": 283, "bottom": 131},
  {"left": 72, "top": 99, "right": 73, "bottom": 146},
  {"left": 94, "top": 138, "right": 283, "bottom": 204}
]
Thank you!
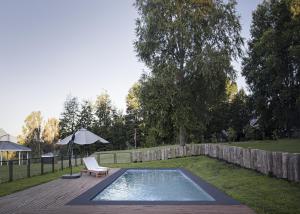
[
  {"left": 0, "top": 155, "right": 82, "bottom": 183},
  {"left": 2, "top": 144, "right": 298, "bottom": 183},
  {"left": 0, "top": 152, "right": 132, "bottom": 184}
]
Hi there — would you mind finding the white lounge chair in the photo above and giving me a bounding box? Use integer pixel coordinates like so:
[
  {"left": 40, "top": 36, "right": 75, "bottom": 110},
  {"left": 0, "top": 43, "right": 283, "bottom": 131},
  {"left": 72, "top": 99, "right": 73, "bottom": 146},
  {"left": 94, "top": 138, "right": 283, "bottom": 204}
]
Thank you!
[{"left": 82, "top": 157, "right": 109, "bottom": 177}]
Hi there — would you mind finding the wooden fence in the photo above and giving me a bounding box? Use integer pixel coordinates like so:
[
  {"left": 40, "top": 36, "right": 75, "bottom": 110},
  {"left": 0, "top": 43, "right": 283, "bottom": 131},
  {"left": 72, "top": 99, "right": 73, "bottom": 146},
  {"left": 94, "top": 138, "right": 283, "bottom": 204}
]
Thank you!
[{"left": 131, "top": 144, "right": 300, "bottom": 182}]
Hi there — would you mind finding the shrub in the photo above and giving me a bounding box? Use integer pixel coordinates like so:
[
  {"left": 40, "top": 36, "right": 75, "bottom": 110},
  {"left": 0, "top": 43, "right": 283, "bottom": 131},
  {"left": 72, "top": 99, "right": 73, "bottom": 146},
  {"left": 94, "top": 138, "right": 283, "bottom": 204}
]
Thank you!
[{"left": 228, "top": 127, "right": 237, "bottom": 142}]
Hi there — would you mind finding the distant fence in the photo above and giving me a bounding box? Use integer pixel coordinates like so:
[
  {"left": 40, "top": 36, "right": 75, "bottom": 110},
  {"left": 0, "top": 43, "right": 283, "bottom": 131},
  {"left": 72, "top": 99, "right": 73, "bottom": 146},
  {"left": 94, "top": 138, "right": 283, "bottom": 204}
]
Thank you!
[
  {"left": 0, "top": 156, "right": 83, "bottom": 183},
  {"left": 93, "top": 152, "right": 133, "bottom": 164},
  {"left": 1, "top": 144, "right": 299, "bottom": 183},
  {"left": 131, "top": 144, "right": 300, "bottom": 182}
]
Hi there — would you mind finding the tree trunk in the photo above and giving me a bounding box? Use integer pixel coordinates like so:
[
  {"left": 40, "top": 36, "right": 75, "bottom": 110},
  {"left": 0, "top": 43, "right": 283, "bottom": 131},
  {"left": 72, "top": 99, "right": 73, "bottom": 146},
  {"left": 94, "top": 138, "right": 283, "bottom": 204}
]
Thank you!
[{"left": 179, "top": 125, "right": 186, "bottom": 146}]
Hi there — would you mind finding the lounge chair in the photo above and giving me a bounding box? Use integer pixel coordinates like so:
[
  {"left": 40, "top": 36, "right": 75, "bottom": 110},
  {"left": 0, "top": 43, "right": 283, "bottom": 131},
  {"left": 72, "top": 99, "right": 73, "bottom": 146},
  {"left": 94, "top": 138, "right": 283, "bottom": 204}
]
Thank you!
[{"left": 82, "top": 157, "right": 109, "bottom": 177}]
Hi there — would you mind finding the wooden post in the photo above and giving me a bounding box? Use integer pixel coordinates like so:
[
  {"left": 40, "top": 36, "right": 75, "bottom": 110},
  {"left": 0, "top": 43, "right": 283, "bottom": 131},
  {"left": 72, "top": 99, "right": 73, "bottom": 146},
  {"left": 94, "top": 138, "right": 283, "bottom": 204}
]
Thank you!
[
  {"left": 41, "top": 157, "right": 44, "bottom": 175},
  {"left": 97, "top": 153, "right": 100, "bottom": 164},
  {"left": 61, "top": 155, "right": 64, "bottom": 170},
  {"left": 114, "top": 153, "right": 117, "bottom": 164},
  {"left": 134, "top": 128, "right": 137, "bottom": 149},
  {"left": 130, "top": 152, "right": 133, "bottom": 163},
  {"left": 51, "top": 157, "right": 55, "bottom": 173},
  {"left": 27, "top": 158, "right": 31, "bottom": 178},
  {"left": 8, "top": 160, "right": 13, "bottom": 182},
  {"left": 26, "top": 152, "right": 29, "bottom": 165},
  {"left": 75, "top": 155, "right": 77, "bottom": 167},
  {"left": 6, "top": 151, "right": 8, "bottom": 166},
  {"left": 18, "top": 151, "right": 21, "bottom": 166}
]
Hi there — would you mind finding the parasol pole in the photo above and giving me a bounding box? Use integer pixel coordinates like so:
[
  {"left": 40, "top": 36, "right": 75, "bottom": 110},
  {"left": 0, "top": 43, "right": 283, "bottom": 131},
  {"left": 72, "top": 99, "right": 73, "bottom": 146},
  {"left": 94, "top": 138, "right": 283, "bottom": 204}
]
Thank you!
[{"left": 68, "top": 134, "right": 75, "bottom": 175}]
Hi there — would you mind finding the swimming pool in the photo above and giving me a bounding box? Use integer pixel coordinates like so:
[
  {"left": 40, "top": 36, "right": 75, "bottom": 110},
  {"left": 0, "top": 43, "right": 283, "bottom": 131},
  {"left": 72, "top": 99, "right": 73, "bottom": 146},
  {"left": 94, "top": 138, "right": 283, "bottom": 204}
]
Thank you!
[
  {"left": 69, "top": 168, "right": 239, "bottom": 205},
  {"left": 93, "top": 169, "right": 214, "bottom": 201}
]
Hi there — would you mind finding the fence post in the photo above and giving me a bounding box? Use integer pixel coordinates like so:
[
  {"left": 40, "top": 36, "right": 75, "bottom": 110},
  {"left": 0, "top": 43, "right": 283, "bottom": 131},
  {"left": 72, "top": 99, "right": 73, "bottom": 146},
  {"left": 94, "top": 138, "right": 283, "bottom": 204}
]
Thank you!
[
  {"left": 75, "top": 155, "right": 77, "bottom": 167},
  {"left": 8, "top": 160, "right": 13, "bottom": 182},
  {"left": 114, "top": 153, "right": 117, "bottom": 164},
  {"left": 61, "top": 155, "right": 64, "bottom": 170},
  {"left": 41, "top": 157, "right": 44, "bottom": 175},
  {"left": 69, "top": 155, "right": 71, "bottom": 169},
  {"left": 52, "top": 157, "right": 55, "bottom": 173},
  {"left": 97, "top": 153, "right": 100, "bottom": 164},
  {"left": 130, "top": 152, "right": 133, "bottom": 163},
  {"left": 27, "top": 158, "right": 31, "bottom": 178}
]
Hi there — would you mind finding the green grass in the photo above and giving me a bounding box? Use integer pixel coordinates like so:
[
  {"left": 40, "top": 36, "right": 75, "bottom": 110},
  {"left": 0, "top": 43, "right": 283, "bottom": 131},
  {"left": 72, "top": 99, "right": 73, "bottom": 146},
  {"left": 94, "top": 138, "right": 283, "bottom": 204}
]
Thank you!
[
  {"left": 231, "top": 138, "right": 300, "bottom": 153},
  {"left": 1, "top": 140, "right": 300, "bottom": 214},
  {"left": 0, "top": 166, "right": 82, "bottom": 197},
  {"left": 0, "top": 158, "right": 81, "bottom": 183},
  {"left": 104, "top": 156, "right": 300, "bottom": 214}
]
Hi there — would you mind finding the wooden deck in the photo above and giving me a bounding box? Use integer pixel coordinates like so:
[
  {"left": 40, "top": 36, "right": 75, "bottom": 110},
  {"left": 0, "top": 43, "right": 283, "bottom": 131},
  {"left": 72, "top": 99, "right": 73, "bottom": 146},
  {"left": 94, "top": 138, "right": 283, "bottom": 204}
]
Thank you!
[{"left": 0, "top": 169, "right": 255, "bottom": 214}]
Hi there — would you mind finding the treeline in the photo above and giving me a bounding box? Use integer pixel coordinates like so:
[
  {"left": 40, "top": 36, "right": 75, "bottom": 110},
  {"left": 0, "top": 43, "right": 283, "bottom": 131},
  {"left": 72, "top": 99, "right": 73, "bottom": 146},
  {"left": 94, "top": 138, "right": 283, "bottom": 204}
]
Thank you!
[
  {"left": 59, "top": 91, "right": 139, "bottom": 151},
  {"left": 18, "top": 112, "right": 59, "bottom": 156},
  {"left": 19, "top": 0, "right": 300, "bottom": 155},
  {"left": 131, "top": 0, "right": 299, "bottom": 146}
]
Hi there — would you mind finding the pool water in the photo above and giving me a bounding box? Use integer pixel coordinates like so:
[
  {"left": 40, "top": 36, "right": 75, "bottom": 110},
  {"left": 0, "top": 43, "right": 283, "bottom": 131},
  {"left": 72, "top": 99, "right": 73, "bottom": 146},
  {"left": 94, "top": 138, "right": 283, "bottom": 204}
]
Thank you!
[{"left": 93, "top": 169, "right": 215, "bottom": 201}]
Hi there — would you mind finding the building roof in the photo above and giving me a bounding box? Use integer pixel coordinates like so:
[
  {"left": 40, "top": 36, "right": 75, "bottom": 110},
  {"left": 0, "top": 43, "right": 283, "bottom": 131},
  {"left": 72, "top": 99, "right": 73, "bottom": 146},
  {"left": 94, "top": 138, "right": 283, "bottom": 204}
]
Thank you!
[{"left": 0, "top": 141, "right": 31, "bottom": 152}]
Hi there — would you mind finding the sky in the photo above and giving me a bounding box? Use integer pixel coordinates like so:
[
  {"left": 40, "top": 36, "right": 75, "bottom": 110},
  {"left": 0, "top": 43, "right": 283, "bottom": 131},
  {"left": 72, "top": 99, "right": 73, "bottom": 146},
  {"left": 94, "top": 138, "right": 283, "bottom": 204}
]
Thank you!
[{"left": 0, "top": 0, "right": 263, "bottom": 136}]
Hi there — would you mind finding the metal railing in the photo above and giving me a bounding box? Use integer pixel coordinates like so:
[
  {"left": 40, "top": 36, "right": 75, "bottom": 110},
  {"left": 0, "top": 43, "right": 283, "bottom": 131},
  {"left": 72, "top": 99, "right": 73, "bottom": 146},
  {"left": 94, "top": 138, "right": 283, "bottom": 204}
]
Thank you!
[
  {"left": 0, "top": 155, "right": 83, "bottom": 183},
  {"left": 0, "top": 151, "right": 134, "bottom": 184}
]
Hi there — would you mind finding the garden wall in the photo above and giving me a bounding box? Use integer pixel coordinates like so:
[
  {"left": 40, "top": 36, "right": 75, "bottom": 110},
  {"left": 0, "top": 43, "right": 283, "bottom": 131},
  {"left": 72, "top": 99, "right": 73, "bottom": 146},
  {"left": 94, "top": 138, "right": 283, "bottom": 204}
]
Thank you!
[{"left": 131, "top": 144, "right": 300, "bottom": 182}]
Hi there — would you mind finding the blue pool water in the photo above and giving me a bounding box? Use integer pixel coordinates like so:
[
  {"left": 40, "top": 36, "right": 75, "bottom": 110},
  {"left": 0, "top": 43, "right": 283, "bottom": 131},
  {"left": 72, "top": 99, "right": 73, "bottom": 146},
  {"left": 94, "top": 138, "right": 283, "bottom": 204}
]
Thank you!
[{"left": 93, "top": 169, "right": 215, "bottom": 201}]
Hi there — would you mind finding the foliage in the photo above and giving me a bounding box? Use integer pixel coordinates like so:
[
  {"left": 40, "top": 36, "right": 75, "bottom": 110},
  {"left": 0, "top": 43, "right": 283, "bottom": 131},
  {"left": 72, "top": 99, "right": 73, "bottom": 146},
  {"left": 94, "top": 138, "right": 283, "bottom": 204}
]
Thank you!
[
  {"left": 242, "top": 0, "right": 300, "bottom": 137},
  {"left": 125, "top": 83, "right": 144, "bottom": 148},
  {"left": 210, "top": 133, "right": 217, "bottom": 143},
  {"left": 227, "top": 127, "right": 237, "bottom": 142},
  {"left": 226, "top": 80, "right": 238, "bottom": 102},
  {"left": 110, "top": 108, "right": 127, "bottom": 150},
  {"left": 42, "top": 118, "right": 59, "bottom": 144},
  {"left": 76, "top": 100, "right": 94, "bottom": 130},
  {"left": 135, "top": 0, "right": 243, "bottom": 146},
  {"left": 228, "top": 89, "right": 252, "bottom": 140},
  {"left": 41, "top": 118, "right": 59, "bottom": 152},
  {"left": 59, "top": 95, "right": 79, "bottom": 138},
  {"left": 18, "top": 111, "right": 43, "bottom": 156}
]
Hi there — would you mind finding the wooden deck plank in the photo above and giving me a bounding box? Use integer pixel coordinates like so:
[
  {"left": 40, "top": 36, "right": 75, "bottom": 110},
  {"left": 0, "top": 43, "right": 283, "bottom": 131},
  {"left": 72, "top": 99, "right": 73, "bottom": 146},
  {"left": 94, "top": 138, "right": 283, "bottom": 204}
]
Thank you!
[{"left": 0, "top": 169, "right": 255, "bottom": 214}]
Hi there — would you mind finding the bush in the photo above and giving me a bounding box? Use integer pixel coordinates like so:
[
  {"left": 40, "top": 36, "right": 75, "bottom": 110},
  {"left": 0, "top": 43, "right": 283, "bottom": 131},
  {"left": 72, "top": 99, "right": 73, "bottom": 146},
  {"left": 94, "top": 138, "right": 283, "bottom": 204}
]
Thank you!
[
  {"left": 272, "top": 130, "right": 278, "bottom": 140},
  {"left": 210, "top": 133, "right": 217, "bottom": 143},
  {"left": 228, "top": 127, "right": 237, "bottom": 142}
]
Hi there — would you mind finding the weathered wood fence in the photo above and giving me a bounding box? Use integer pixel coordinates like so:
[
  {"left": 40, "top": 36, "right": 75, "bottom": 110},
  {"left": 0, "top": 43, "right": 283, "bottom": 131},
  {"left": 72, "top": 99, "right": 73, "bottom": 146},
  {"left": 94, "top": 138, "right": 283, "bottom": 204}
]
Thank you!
[{"left": 132, "top": 144, "right": 300, "bottom": 182}]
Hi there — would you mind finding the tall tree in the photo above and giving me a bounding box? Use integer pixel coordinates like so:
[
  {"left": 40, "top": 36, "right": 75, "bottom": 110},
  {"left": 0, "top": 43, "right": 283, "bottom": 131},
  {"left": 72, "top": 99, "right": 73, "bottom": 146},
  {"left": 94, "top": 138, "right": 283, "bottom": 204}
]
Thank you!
[
  {"left": 18, "top": 111, "right": 43, "bottom": 156},
  {"left": 111, "top": 108, "right": 127, "bottom": 150},
  {"left": 242, "top": 0, "right": 300, "bottom": 137},
  {"left": 42, "top": 118, "right": 59, "bottom": 152},
  {"left": 228, "top": 89, "right": 251, "bottom": 141},
  {"left": 77, "top": 100, "right": 94, "bottom": 130},
  {"left": 59, "top": 95, "right": 79, "bottom": 138},
  {"left": 135, "top": 0, "right": 243, "bottom": 145},
  {"left": 94, "top": 92, "right": 113, "bottom": 139},
  {"left": 125, "top": 83, "right": 144, "bottom": 148}
]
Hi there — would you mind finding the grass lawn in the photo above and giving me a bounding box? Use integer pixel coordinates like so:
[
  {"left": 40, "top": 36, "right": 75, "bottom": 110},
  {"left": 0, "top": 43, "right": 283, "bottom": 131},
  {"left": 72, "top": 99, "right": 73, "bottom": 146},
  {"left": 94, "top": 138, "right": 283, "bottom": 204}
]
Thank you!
[
  {"left": 1, "top": 152, "right": 299, "bottom": 214},
  {"left": 231, "top": 138, "right": 300, "bottom": 153},
  {"left": 0, "top": 158, "right": 81, "bottom": 183},
  {"left": 0, "top": 166, "right": 82, "bottom": 197},
  {"left": 105, "top": 156, "right": 300, "bottom": 214}
]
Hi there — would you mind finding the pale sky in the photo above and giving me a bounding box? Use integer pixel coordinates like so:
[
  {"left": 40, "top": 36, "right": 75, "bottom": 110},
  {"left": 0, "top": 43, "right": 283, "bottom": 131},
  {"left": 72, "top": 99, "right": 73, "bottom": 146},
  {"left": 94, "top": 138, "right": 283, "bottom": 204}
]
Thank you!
[{"left": 0, "top": 0, "right": 262, "bottom": 136}]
